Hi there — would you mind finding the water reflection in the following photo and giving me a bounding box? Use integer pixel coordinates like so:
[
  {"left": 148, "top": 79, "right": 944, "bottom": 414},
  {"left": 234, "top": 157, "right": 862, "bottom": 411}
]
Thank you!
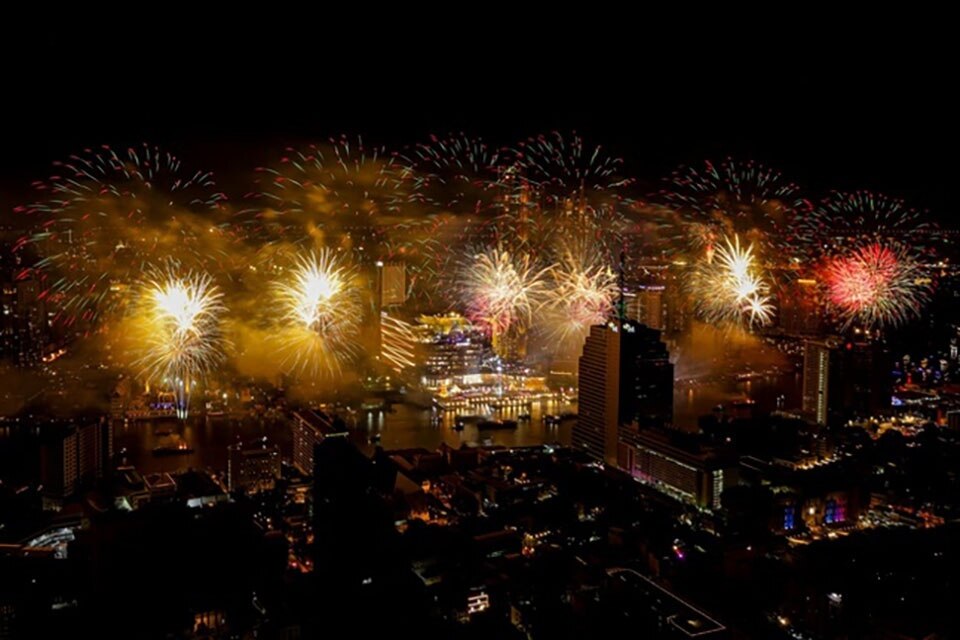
[{"left": 11, "top": 372, "right": 803, "bottom": 477}]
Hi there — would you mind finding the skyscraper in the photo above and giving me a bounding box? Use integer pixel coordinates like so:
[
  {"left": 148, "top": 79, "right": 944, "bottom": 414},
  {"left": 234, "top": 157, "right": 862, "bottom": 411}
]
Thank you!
[
  {"left": 626, "top": 323, "right": 674, "bottom": 428},
  {"left": 780, "top": 278, "right": 823, "bottom": 335},
  {"left": 803, "top": 337, "right": 892, "bottom": 425},
  {"left": 573, "top": 322, "right": 674, "bottom": 466},
  {"left": 378, "top": 261, "right": 406, "bottom": 308},
  {"left": 1, "top": 267, "right": 48, "bottom": 367},
  {"left": 802, "top": 338, "right": 835, "bottom": 425},
  {"left": 572, "top": 324, "right": 622, "bottom": 465},
  {"left": 40, "top": 417, "right": 113, "bottom": 505},
  {"left": 291, "top": 410, "right": 349, "bottom": 476}
]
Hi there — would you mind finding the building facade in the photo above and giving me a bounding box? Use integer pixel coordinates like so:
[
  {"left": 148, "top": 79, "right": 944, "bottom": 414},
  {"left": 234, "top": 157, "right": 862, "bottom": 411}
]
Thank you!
[
  {"left": 228, "top": 439, "right": 281, "bottom": 493},
  {"left": 291, "top": 410, "right": 349, "bottom": 476}
]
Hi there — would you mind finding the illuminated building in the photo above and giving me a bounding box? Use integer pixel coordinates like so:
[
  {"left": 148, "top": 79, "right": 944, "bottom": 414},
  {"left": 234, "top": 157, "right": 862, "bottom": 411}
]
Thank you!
[
  {"left": 379, "top": 312, "right": 417, "bottom": 374},
  {"left": 618, "top": 427, "right": 734, "bottom": 509},
  {"left": 573, "top": 321, "right": 674, "bottom": 466},
  {"left": 663, "top": 279, "right": 691, "bottom": 338},
  {"left": 291, "top": 410, "right": 348, "bottom": 476},
  {"left": 803, "top": 337, "right": 892, "bottom": 425},
  {"left": 39, "top": 417, "right": 113, "bottom": 506},
  {"left": 740, "top": 456, "right": 862, "bottom": 533},
  {"left": 802, "top": 338, "right": 835, "bottom": 426},
  {"left": 1, "top": 266, "right": 48, "bottom": 367},
  {"left": 415, "top": 314, "right": 486, "bottom": 389},
  {"left": 227, "top": 439, "right": 281, "bottom": 494}
]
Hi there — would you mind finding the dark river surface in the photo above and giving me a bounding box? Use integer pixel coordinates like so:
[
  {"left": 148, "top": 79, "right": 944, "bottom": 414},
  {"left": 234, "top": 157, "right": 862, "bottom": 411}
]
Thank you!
[{"left": 1, "top": 372, "right": 802, "bottom": 477}]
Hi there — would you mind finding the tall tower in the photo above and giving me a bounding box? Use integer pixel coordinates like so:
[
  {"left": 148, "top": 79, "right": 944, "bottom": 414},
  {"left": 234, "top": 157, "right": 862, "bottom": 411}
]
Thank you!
[
  {"left": 803, "top": 336, "right": 891, "bottom": 425},
  {"left": 573, "top": 321, "right": 674, "bottom": 466},
  {"left": 802, "top": 338, "right": 835, "bottom": 425},
  {"left": 572, "top": 324, "right": 622, "bottom": 466}
]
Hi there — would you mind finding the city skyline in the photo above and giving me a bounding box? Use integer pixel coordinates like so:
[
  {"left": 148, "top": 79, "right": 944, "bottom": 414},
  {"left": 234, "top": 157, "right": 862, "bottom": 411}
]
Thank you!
[{"left": 3, "top": 22, "right": 957, "bottom": 639}]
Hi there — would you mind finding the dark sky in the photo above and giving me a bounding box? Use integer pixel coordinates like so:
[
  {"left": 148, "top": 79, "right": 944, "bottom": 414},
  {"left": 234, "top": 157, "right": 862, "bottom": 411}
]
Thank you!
[{"left": 2, "top": 20, "right": 955, "bottom": 219}]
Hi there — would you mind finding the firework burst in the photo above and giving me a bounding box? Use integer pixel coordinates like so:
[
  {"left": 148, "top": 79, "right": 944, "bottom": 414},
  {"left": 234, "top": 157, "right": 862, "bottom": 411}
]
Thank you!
[
  {"left": 805, "top": 190, "right": 936, "bottom": 253},
  {"left": 274, "top": 249, "right": 363, "bottom": 377},
  {"left": 688, "top": 234, "right": 774, "bottom": 328},
  {"left": 461, "top": 247, "right": 549, "bottom": 357},
  {"left": 545, "top": 248, "right": 618, "bottom": 351},
  {"left": 397, "top": 133, "right": 504, "bottom": 211},
  {"left": 240, "top": 136, "right": 415, "bottom": 253},
  {"left": 822, "top": 242, "right": 932, "bottom": 330},
  {"left": 659, "top": 158, "right": 808, "bottom": 262},
  {"left": 498, "top": 132, "right": 633, "bottom": 258},
  {"left": 134, "top": 269, "right": 226, "bottom": 419},
  {"left": 512, "top": 131, "right": 634, "bottom": 198},
  {"left": 15, "top": 144, "right": 227, "bottom": 327}
]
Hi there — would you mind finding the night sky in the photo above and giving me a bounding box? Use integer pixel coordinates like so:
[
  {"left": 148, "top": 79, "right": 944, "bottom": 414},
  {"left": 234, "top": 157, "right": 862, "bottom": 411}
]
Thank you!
[{"left": 2, "top": 20, "right": 954, "bottom": 219}]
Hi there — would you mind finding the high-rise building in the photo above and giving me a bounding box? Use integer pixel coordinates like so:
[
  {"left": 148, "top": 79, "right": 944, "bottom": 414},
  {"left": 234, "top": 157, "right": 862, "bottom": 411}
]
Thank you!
[
  {"left": 780, "top": 278, "right": 823, "bottom": 335},
  {"left": 1, "top": 267, "right": 48, "bottom": 367},
  {"left": 662, "top": 280, "right": 690, "bottom": 338},
  {"left": 573, "top": 322, "right": 674, "bottom": 466},
  {"left": 40, "top": 417, "right": 113, "bottom": 505},
  {"left": 291, "top": 410, "right": 348, "bottom": 476},
  {"left": 628, "top": 323, "right": 674, "bottom": 428},
  {"left": 378, "top": 262, "right": 406, "bottom": 308},
  {"left": 227, "top": 439, "right": 281, "bottom": 493},
  {"left": 803, "top": 337, "right": 892, "bottom": 425},
  {"left": 802, "top": 338, "right": 835, "bottom": 425},
  {"left": 628, "top": 286, "right": 666, "bottom": 330},
  {"left": 572, "top": 324, "right": 622, "bottom": 465}
]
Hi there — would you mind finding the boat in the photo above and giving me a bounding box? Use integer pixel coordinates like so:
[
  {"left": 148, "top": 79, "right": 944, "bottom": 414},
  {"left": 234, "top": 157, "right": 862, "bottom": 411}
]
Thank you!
[
  {"left": 518, "top": 413, "right": 531, "bottom": 421},
  {"left": 543, "top": 414, "right": 560, "bottom": 426},
  {"left": 456, "top": 414, "right": 486, "bottom": 423},
  {"left": 478, "top": 420, "right": 517, "bottom": 430},
  {"left": 152, "top": 443, "right": 194, "bottom": 456}
]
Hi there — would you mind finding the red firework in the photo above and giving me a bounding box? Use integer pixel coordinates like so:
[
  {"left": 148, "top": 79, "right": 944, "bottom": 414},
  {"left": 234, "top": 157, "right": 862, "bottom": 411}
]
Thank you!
[{"left": 822, "top": 242, "right": 930, "bottom": 329}]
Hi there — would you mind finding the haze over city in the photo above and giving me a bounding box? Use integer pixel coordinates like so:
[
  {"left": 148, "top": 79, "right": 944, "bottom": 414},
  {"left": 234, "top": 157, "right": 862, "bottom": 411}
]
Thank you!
[{"left": 1, "top": 20, "right": 956, "bottom": 639}]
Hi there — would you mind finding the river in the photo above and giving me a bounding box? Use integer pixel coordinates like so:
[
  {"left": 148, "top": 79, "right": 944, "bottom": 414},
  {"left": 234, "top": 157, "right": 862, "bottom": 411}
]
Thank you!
[{"left": 1, "top": 372, "right": 803, "bottom": 478}]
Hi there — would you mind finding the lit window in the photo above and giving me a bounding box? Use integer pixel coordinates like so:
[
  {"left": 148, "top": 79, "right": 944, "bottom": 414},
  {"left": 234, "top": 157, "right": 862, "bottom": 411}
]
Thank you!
[{"left": 783, "top": 506, "right": 795, "bottom": 531}]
